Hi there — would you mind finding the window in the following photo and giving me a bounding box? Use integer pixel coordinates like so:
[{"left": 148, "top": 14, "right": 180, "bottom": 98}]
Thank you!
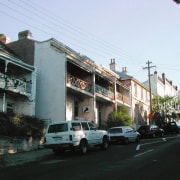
[
  {"left": 74, "top": 101, "right": 79, "bottom": 117},
  {"left": 134, "top": 84, "right": 137, "bottom": 97},
  {"left": 48, "top": 123, "right": 68, "bottom": 133},
  {"left": 81, "top": 122, "right": 89, "bottom": 130},
  {"left": 88, "top": 122, "right": 96, "bottom": 129},
  {"left": 108, "top": 128, "right": 122, "bottom": 133},
  {"left": 141, "top": 88, "right": 144, "bottom": 100},
  {"left": 7, "top": 102, "right": 15, "bottom": 113},
  {"left": 72, "top": 122, "right": 81, "bottom": 131},
  {"left": 146, "top": 91, "right": 148, "bottom": 101}
]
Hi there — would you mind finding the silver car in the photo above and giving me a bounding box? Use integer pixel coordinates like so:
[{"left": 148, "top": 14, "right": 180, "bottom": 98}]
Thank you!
[{"left": 108, "top": 126, "right": 140, "bottom": 145}]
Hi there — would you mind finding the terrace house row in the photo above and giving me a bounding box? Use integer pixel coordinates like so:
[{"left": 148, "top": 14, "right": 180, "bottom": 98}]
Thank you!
[
  {"left": 0, "top": 40, "right": 36, "bottom": 116},
  {"left": 0, "top": 30, "right": 151, "bottom": 129}
]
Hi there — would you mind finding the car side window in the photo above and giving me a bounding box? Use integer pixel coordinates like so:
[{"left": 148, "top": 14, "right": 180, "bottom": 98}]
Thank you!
[
  {"left": 118, "top": 128, "right": 123, "bottom": 133},
  {"left": 81, "top": 122, "right": 89, "bottom": 131},
  {"left": 71, "top": 122, "right": 81, "bottom": 131},
  {"left": 88, "top": 122, "right": 97, "bottom": 130}
]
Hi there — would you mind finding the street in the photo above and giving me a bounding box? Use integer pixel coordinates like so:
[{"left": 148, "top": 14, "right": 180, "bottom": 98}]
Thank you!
[{"left": 1, "top": 135, "right": 180, "bottom": 180}]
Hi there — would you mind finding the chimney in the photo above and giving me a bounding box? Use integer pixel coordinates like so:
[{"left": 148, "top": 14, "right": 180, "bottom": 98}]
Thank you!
[
  {"left": 122, "top": 67, "right": 127, "bottom": 74},
  {"left": 18, "top": 30, "right": 32, "bottom": 40},
  {"left": 0, "top": 34, "right": 10, "bottom": 44},
  {"left": 109, "top": 59, "right": 116, "bottom": 71}
]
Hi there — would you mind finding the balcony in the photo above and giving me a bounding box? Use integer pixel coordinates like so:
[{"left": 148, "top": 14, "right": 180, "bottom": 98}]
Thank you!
[
  {"left": 116, "top": 92, "right": 131, "bottom": 105},
  {"left": 95, "top": 84, "right": 114, "bottom": 100},
  {"left": 67, "top": 74, "right": 92, "bottom": 93},
  {"left": 0, "top": 73, "right": 31, "bottom": 96}
]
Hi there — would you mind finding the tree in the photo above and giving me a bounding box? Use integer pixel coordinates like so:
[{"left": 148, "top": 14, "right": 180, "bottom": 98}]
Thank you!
[
  {"left": 107, "top": 105, "right": 132, "bottom": 128},
  {"left": 152, "top": 95, "right": 180, "bottom": 127}
]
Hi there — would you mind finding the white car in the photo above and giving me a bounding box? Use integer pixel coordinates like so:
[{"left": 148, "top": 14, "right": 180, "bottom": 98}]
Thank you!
[
  {"left": 108, "top": 126, "right": 140, "bottom": 144},
  {"left": 44, "top": 120, "right": 109, "bottom": 155}
]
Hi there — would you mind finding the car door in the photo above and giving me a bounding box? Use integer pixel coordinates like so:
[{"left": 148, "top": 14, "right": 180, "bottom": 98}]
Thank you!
[
  {"left": 45, "top": 122, "right": 70, "bottom": 145},
  {"left": 71, "top": 122, "right": 84, "bottom": 143},
  {"left": 81, "top": 122, "right": 96, "bottom": 145},
  {"left": 88, "top": 122, "right": 100, "bottom": 144},
  {"left": 125, "top": 127, "right": 136, "bottom": 142}
]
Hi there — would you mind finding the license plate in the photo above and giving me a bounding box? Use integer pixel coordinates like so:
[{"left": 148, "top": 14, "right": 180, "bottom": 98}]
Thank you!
[{"left": 53, "top": 137, "right": 62, "bottom": 141}]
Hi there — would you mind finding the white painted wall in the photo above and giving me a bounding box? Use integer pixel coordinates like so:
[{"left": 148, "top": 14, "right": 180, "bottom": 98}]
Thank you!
[
  {"left": 147, "top": 72, "right": 178, "bottom": 98},
  {"left": 34, "top": 40, "right": 66, "bottom": 122},
  {"left": 131, "top": 80, "right": 150, "bottom": 128}
]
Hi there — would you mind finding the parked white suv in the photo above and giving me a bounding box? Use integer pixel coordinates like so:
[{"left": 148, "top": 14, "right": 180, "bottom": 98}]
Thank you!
[{"left": 44, "top": 120, "right": 109, "bottom": 155}]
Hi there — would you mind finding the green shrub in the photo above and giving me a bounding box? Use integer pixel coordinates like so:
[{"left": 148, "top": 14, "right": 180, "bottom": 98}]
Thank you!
[
  {"left": 107, "top": 105, "right": 132, "bottom": 128},
  {"left": 0, "top": 112, "right": 44, "bottom": 138}
]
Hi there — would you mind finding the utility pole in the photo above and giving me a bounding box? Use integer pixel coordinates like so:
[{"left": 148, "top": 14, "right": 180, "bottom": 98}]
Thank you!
[{"left": 143, "top": 61, "right": 156, "bottom": 114}]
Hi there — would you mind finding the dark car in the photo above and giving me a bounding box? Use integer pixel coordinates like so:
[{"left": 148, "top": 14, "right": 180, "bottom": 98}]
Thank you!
[
  {"left": 164, "top": 121, "right": 180, "bottom": 134},
  {"left": 137, "top": 125, "right": 164, "bottom": 138}
]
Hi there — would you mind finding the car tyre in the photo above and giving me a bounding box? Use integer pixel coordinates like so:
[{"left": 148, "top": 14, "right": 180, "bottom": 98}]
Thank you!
[
  {"left": 161, "top": 132, "right": 164, "bottom": 137},
  {"left": 152, "top": 133, "right": 156, "bottom": 138},
  {"left": 79, "top": 139, "right": 88, "bottom": 155},
  {"left": 123, "top": 138, "right": 129, "bottom": 145},
  {"left": 101, "top": 136, "right": 109, "bottom": 150}
]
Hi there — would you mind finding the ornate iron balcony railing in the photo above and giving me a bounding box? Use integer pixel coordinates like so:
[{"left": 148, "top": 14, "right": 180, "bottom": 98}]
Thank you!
[
  {"left": 95, "top": 84, "right": 114, "bottom": 99},
  {"left": 0, "top": 73, "right": 31, "bottom": 95},
  {"left": 67, "top": 74, "right": 92, "bottom": 93}
]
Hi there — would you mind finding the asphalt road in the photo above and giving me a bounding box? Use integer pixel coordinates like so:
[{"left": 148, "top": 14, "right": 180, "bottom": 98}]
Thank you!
[{"left": 1, "top": 135, "right": 180, "bottom": 180}]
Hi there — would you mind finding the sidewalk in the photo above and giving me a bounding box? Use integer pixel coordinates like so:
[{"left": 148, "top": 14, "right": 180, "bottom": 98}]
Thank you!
[{"left": 0, "top": 148, "right": 52, "bottom": 168}]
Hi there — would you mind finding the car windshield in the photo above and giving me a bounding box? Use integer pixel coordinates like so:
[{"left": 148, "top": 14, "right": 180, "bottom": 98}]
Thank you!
[
  {"left": 108, "top": 128, "right": 122, "bottom": 134},
  {"left": 48, "top": 123, "right": 68, "bottom": 133}
]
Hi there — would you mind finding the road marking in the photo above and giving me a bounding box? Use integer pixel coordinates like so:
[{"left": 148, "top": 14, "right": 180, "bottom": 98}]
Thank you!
[
  {"left": 136, "top": 138, "right": 167, "bottom": 151},
  {"left": 134, "top": 149, "right": 154, "bottom": 158},
  {"left": 136, "top": 144, "right": 141, "bottom": 150}
]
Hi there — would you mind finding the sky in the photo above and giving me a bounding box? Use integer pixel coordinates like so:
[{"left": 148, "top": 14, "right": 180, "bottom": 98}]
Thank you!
[{"left": 1, "top": 0, "right": 180, "bottom": 88}]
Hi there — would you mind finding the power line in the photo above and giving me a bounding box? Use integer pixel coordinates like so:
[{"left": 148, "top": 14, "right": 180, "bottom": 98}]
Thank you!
[
  {"left": 1, "top": 0, "right": 144, "bottom": 65},
  {"left": 0, "top": 0, "right": 179, "bottom": 82}
]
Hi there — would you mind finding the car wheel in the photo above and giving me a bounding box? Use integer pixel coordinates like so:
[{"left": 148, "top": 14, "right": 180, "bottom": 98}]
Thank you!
[
  {"left": 101, "top": 136, "right": 109, "bottom": 150},
  {"left": 123, "top": 138, "right": 129, "bottom": 145},
  {"left": 79, "top": 139, "right": 88, "bottom": 155},
  {"left": 161, "top": 132, "right": 164, "bottom": 137},
  {"left": 152, "top": 133, "right": 156, "bottom": 138}
]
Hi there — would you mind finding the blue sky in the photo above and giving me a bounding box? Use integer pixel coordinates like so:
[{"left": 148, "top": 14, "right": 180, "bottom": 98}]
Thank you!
[{"left": 1, "top": 0, "right": 180, "bottom": 88}]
